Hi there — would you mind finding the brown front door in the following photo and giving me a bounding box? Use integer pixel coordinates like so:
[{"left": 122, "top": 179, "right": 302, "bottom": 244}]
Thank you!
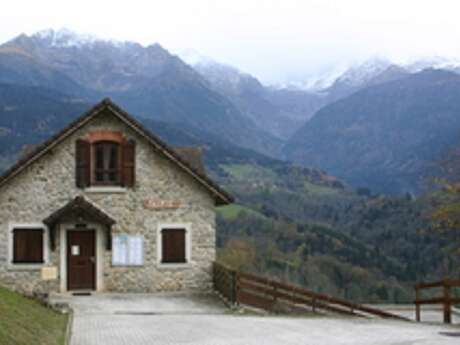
[{"left": 67, "top": 230, "right": 96, "bottom": 290}]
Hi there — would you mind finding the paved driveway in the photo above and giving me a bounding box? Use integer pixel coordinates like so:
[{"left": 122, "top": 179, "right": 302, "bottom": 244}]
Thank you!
[{"left": 51, "top": 293, "right": 460, "bottom": 345}]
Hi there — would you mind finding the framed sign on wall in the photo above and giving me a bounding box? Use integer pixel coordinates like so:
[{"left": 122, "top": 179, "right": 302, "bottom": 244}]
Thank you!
[{"left": 112, "top": 234, "right": 144, "bottom": 266}]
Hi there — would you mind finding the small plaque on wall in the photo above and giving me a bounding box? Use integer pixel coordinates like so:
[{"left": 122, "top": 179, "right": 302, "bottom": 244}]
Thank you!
[{"left": 41, "top": 266, "right": 58, "bottom": 280}]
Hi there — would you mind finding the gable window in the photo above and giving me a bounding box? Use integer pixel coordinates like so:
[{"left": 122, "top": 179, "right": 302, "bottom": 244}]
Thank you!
[
  {"left": 9, "top": 224, "right": 47, "bottom": 265},
  {"left": 76, "top": 134, "right": 136, "bottom": 189},
  {"left": 94, "top": 141, "right": 120, "bottom": 185},
  {"left": 158, "top": 225, "right": 191, "bottom": 265}
]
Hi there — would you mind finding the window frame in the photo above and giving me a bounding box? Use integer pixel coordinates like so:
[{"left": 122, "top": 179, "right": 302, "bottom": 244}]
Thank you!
[
  {"left": 92, "top": 140, "right": 121, "bottom": 187},
  {"left": 8, "top": 223, "right": 49, "bottom": 270},
  {"left": 157, "top": 223, "right": 192, "bottom": 267}
]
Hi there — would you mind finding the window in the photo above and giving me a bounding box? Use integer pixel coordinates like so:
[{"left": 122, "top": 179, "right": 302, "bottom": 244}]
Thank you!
[
  {"left": 11, "top": 226, "right": 45, "bottom": 264},
  {"left": 112, "top": 235, "right": 144, "bottom": 266},
  {"left": 94, "top": 141, "right": 120, "bottom": 185},
  {"left": 75, "top": 137, "right": 136, "bottom": 188},
  {"left": 161, "top": 228, "right": 187, "bottom": 264}
]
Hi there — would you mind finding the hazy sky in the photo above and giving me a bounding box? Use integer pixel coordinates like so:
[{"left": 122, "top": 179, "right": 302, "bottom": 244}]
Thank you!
[{"left": 2, "top": 0, "right": 460, "bottom": 84}]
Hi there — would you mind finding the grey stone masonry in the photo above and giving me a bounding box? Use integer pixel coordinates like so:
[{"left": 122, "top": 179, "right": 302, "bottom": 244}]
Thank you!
[{"left": 0, "top": 111, "right": 217, "bottom": 295}]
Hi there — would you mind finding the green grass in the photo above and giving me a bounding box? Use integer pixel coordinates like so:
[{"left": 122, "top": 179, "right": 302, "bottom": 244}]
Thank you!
[
  {"left": 217, "top": 204, "right": 266, "bottom": 220},
  {"left": 221, "top": 164, "right": 277, "bottom": 180},
  {"left": 303, "top": 180, "right": 340, "bottom": 196},
  {"left": 0, "top": 287, "right": 68, "bottom": 345}
]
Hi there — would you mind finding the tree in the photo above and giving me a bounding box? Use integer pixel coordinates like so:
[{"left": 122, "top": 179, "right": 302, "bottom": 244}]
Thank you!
[
  {"left": 217, "top": 239, "right": 256, "bottom": 271},
  {"left": 429, "top": 147, "right": 460, "bottom": 253}
]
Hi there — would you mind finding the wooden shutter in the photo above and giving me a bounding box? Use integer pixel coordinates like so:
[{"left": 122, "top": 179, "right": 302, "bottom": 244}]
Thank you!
[
  {"left": 162, "top": 229, "right": 186, "bottom": 263},
  {"left": 121, "top": 139, "right": 136, "bottom": 188},
  {"left": 13, "top": 229, "right": 44, "bottom": 263},
  {"left": 76, "top": 139, "right": 91, "bottom": 188}
]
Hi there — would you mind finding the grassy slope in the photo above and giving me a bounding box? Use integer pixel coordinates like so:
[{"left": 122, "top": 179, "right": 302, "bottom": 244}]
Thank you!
[
  {"left": 0, "top": 287, "right": 68, "bottom": 345},
  {"left": 217, "top": 204, "right": 266, "bottom": 220}
]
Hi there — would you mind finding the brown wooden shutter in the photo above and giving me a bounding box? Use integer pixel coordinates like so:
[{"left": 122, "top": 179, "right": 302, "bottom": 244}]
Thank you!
[
  {"left": 13, "top": 229, "right": 44, "bottom": 263},
  {"left": 76, "top": 139, "right": 91, "bottom": 188},
  {"left": 162, "top": 229, "right": 186, "bottom": 263},
  {"left": 121, "top": 139, "right": 136, "bottom": 188}
]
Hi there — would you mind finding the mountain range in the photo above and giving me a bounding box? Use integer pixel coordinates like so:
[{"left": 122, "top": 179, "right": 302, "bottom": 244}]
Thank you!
[
  {"left": 3, "top": 28, "right": 460, "bottom": 196},
  {"left": 1, "top": 28, "right": 460, "bottom": 301},
  {"left": 0, "top": 29, "right": 283, "bottom": 157},
  {"left": 285, "top": 69, "right": 460, "bottom": 193}
]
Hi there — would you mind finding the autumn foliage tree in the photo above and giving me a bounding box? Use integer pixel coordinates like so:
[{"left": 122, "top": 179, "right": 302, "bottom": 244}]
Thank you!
[{"left": 430, "top": 147, "right": 460, "bottom": 253}]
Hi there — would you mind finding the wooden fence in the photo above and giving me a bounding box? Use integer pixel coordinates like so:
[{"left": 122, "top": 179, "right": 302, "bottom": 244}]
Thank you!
[
  {"left": 213, "top": 261, "right": 238, "bottom": 304},
  {"left": 213, "top": 262, "right": 408, "bottom": 320},
  {"left": 415, "top": 279, "right": 460, "bottom": 324}
]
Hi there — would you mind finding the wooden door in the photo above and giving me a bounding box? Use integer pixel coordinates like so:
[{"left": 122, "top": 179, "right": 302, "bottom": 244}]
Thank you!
[{"left": 67, "top": 230, "right": 96, "bottom": 290}]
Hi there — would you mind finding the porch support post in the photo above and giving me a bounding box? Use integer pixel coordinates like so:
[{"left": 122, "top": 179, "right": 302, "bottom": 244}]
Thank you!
[
  {"left": 106, "top": 225, "right": 112, "bottom": 250},
  {"left": 49, "top": 224, "right": 57, "bottom": 251}
]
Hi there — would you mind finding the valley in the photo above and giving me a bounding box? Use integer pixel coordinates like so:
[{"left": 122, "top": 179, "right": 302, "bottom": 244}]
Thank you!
[{"left": 0, "top": 28, "right": 459, "bottom": 303}]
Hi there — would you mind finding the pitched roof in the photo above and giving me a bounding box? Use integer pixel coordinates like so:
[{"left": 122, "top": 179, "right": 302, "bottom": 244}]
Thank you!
[
  {"left": 174, "top": 147, "right": 206, "bottom": 176},
  {"left": 43, "top": 196, "right": 116, "bottom": 228},
  {"left": 0, "top": 98, "right": 233, "bottom": 205}
]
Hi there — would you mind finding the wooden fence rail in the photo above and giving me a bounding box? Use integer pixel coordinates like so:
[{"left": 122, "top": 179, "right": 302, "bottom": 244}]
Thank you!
[
  {"left": 415, "top": 279, "right": 460, "bottom": 324},
  {"left": 213, "top": 262, "right": 408, "bottom": 321}
]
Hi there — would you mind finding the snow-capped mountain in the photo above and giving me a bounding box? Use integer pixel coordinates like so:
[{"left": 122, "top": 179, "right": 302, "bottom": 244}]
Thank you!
[
  {"left": 283, "top": 56, "right": 460, "bottom": 93},
  {"left": 32, "top": 28, "right": 100, "bottom": 48},
  {"left": 177, "top": 49, "right": 257, "bottom": 93},
  {"left": 404, "top": 56, "right": 460, "bottom": 73},
  {"left": 332, "top": 57, "right": 393, "bottom": 88},
  {"left": 176, "top": 49, "right": 215, "bottom": 67},
  {"left": 277, "top": 62, "right": 356, "bottom": 93},
  {"left": 4, "top": 28, "right": 182, "bottom": 92},
  {"left": 177, "top": 49, "right": 328, "bottom": 139},
  {"left": 280, "top": 57, "right": 394, "bottom": 93},
  {"left": 30, "top": 28, "right": 136, "bottom": 49},
  {"left": 0, "top": 28, "right": 285, "bottom": 158}
]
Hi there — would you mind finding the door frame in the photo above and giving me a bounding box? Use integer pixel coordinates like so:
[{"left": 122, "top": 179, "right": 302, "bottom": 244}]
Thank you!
[
  {"left": 66, "top": 229, "right": 96, "bottom": 291},
  {"left": 59, "top": 222, "right": 105, "bottom": 293}
]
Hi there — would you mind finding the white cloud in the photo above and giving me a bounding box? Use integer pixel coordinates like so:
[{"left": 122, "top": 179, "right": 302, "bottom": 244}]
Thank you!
[{"left": 1, "top": 0, "right": 460, "bottom": 83}]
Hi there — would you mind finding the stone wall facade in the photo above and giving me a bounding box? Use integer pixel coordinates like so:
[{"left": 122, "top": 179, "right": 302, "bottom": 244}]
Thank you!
[{"left": 0, "top": 111, "right": 217, "bottom": 295}]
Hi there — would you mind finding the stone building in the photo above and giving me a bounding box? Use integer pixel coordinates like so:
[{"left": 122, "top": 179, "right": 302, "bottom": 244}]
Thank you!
[{"left": 0, "top": 99, "right": 232, "bottom": 295}]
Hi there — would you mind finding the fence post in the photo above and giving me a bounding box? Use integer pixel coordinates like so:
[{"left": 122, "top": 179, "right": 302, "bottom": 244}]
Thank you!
[
  {"left": 443, "top": 282, "right": 451, "bottom": 324},
  {"left": 272, "top": 282, "right": 277, "bottom": 312},
  {"left": 415, "top": 286, "right": 420, "bottom": 322},
  {"left": 312, "top": 297, "right": 316, "bottom": 313},
  {"left": 231, "top": 270, "right": 238, "bottom": 305}
]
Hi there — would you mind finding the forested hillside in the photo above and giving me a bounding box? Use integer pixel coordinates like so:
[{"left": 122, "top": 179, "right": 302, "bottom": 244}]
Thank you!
[
  {"left": 214, "top": 162, "right": 460, "bottom": 303},
  {"left": 285, "top": 69, "right": 460, "bottom": 194}
]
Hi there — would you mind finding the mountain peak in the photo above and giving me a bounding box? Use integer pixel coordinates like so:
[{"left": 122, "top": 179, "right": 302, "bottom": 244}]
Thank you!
[
  {"left": 25, "top": 28, "right": 139, "bottom": 50},
  {"left": 31, "top": 28, "right": 99, "bottom": 47},
  {"left": 334, "top": 57, "right": 393, "bottom": 87}
]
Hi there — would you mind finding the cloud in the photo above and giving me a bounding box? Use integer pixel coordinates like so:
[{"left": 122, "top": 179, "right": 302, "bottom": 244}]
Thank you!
[{"left": 1, "top": 0, "right": 460, "bottom": 84}]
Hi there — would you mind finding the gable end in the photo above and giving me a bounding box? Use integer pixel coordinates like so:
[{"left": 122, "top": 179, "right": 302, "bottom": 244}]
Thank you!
[{"left": 0, "top": 98, "right": 233, "bottom": 205}]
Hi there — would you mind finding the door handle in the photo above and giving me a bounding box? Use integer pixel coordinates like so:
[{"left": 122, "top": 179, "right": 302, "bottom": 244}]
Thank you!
[{"left": 89, "top": 257, "right": 95, "bottom": 264}]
